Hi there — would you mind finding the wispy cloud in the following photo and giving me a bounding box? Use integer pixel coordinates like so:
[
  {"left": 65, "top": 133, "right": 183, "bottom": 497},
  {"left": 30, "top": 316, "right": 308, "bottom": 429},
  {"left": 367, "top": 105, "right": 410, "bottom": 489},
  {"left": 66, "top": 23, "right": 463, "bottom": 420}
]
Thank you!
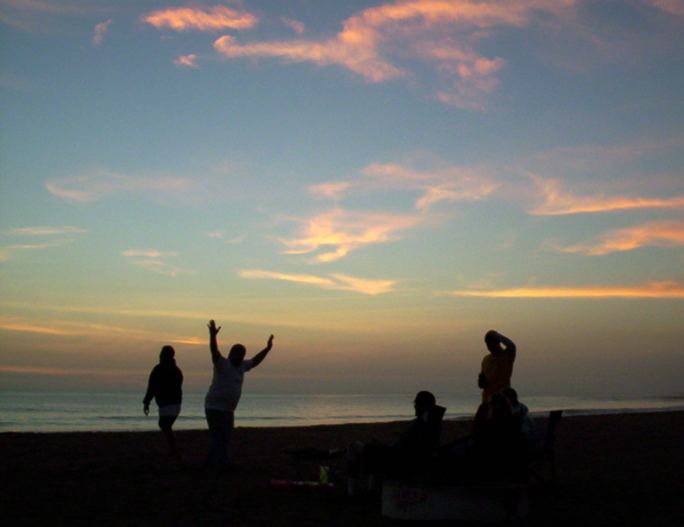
[
  {"left": 644, "top": 0, "right": 684, "bottom": 17},
  {"left": 204, "top": 231, "right": 246, "bottom": 244},
  {"left": 212, "top": 0, "right": 581, "bottom": 108},
  {"left": 46, "top": 170, "right": 200, "bottom": 204},
  {"left": 280, "top": 208, "right": 425, "bottom": 262},
  {"left": 122, "top": 249, "right": 195, "bottom": 277},
  {"left": 281, "top": 16, "right": 305, "bottom": 35},
  {"left": 93, "top": 19, "right": 112, "bottom": 47},
  {"left": 447, "top": 281, "right": 684, "bottom": 299},
  {"left": 528, "top": 174, "right": 684, "bottom": 215},
  {"left": 0, "top": 316, "right": 205, "bottom": 345},
  {"left": 308, "top": 161, "right": 498, "bottom": 212},
  {"left": 0, "top": 225, "right": 87, "bottom": 261},
  {"left": 552, "top": 221, "right": 684, "bottom": 255},
  {"left": 240, "top": 269, "right": 396, "bottom": 295},
  {"left": 143, "top": 5, "right": 258, "bottom": 32},
  {"left": 361, "top": 162, "right": 499, "bottom": 211},
  {"left": 174, "top": 54, "right": 199, "bottom": 68}
]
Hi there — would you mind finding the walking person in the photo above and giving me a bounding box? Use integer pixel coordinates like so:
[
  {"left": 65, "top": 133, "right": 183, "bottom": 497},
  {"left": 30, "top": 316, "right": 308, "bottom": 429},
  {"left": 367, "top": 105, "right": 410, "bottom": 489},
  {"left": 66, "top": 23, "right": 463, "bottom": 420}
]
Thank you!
[{"left": 143, "top": 345, "right": 183, "bottom": 460}]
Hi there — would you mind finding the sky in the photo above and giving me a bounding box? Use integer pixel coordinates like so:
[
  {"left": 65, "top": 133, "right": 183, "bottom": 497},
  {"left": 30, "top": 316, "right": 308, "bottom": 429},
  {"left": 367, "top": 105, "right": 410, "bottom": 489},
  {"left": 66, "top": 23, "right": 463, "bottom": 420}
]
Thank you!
[{"left": 1, "top": 0, "right": 683, "bottom": 398}]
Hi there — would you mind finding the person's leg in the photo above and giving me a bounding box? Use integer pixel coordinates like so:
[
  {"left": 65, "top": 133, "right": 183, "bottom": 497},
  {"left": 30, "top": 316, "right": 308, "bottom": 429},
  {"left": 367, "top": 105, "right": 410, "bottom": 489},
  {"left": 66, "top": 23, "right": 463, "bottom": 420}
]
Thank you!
[
  {"left": 158, "top": 415, "right": 181, "bottom": 460},
  {"left": 205, "top": 408, "right": 234, "bottom": 470}
]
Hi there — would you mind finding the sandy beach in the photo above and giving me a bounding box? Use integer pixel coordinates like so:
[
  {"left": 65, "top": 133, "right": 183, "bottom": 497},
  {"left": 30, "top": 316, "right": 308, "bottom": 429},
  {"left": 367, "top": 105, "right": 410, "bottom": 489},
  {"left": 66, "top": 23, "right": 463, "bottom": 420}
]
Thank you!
[{"left": 2, "top": 411, "right": 683, "bottom": 526}]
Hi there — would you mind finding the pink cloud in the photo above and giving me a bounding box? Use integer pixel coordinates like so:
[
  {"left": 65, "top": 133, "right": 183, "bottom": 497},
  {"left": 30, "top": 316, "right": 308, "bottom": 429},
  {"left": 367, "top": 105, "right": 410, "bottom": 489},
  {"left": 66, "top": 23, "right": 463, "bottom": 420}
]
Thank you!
[
  {"left": 240, "top": 269, "right": 396, "bottom": 295},
  {"left": 212, "top": 0, "right": 580, "bottom": 107},
  {"left": 174, "top": 54, "right": 199, "bottom": 67},
  {"left": 93, "top": 19, "right": 112, "bottom": 47}
]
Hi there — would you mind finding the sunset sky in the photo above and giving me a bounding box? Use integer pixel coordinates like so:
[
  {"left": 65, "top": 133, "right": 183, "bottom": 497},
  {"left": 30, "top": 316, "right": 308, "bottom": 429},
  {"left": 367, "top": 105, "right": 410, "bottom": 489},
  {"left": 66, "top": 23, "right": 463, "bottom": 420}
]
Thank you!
[{"left": 1, "top": 0, "right": 683, "bottom": 398}]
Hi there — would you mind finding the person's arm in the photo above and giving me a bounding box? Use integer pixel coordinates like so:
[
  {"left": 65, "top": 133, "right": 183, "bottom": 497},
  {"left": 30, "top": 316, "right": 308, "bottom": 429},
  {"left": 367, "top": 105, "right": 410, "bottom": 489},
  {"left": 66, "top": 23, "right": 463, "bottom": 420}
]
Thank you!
[
  {"left": 143, "top": 368, "right": 156, "bottom": 415},
  {"left": 478, "top": 372, "right": 488, "bottom": 389},
  {"left": 208, "top": 320, "right": 223, "bottom": 364},
  {"left": 250, "top": 335, "right": 274, "bottom": 368},
  {"left": 497, "top": 332, "right": 516, "bottom": 359}
]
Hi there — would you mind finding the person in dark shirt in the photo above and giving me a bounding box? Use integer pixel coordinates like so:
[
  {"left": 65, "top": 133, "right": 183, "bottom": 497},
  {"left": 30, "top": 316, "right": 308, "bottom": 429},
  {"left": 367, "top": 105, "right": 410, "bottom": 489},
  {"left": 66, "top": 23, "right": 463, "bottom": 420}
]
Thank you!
[
  {"left": 347, "top": 391, "right": 445, "bottom": 495},
  {"left": 143, "top": 345, "right": 183, "bottom": 460}
]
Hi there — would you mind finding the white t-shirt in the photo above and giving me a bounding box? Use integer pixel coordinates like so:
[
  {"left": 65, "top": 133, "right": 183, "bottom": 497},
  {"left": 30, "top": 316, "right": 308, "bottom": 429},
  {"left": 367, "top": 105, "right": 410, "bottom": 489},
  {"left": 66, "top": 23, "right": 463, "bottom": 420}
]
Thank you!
[{"left": 204, "top": 357, "right": 254, "bottom": 412}]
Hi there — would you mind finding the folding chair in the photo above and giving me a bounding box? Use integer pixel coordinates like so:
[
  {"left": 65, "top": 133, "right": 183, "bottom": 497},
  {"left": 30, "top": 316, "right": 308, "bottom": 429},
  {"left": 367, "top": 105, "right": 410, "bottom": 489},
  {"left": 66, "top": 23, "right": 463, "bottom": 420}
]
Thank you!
[{"left": 528, "top": 410, "right": 563, "bottom": 486}]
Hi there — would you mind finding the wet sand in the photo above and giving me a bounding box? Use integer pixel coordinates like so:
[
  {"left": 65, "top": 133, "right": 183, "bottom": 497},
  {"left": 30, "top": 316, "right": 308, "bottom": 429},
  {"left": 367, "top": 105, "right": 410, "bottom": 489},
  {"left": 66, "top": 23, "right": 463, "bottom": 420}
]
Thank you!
[{"left": 2, "top": 411, "right": 683, "bottom": 526}]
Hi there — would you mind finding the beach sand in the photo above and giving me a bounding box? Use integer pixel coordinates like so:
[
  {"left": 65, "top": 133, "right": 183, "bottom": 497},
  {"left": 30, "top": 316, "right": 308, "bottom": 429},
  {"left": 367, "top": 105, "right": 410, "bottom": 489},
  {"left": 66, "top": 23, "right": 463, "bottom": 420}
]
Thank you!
[{"left": 2, "top": 411, "right": 683, "bottom": 526}]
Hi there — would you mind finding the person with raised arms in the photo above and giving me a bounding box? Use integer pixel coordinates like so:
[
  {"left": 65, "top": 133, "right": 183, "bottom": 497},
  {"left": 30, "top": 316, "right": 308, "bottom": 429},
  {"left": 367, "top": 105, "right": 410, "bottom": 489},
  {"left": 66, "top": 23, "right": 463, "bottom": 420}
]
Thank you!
[{"left": 203, "top": 320, "right": 274, "bottom": 472}]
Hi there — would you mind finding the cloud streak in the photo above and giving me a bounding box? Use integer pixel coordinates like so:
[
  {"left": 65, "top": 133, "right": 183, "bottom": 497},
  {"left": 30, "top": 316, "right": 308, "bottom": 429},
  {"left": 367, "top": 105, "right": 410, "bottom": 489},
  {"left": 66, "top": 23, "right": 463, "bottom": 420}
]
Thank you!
[
  {"left": 122, "top": 249, "right": 195, "bottom": 277},
  {"left": 553, "top": 221, "right": 684, "bottom": 255},
  {"left": 46, "top": 170, "right": 200, "bottom": 204},
  {"left": 0, "top": 225, "right": 87, "bottom": 261},
  {"left": 142, "top": 5, "right": 258, "bottom": 32},
  {"left": 240, "top": 270, "right": 396, "bottom": 295},
  {"left": 447, "top": 282, "right": 684, "bottom": 299},
  {"left": 529, "top": 174, "right": 684, "bottom": 215}
]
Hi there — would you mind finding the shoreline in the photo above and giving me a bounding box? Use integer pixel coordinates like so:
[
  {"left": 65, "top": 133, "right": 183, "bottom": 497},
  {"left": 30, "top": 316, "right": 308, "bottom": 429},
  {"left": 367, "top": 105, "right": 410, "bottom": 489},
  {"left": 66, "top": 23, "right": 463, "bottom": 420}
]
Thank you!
[
  {"left": 2, "top": 410, "right": 684, "bottom": 526},
  {"left": 4, "top": 403, "right": 684, "bottom": 434}
]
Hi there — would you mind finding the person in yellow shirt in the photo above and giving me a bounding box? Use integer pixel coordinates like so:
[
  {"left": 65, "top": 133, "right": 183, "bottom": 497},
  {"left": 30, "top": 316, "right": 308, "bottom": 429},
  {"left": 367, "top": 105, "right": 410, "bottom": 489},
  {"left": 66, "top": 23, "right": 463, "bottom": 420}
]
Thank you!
[{"left": 478, "top": 330, "right": 517, "bottom": 404}]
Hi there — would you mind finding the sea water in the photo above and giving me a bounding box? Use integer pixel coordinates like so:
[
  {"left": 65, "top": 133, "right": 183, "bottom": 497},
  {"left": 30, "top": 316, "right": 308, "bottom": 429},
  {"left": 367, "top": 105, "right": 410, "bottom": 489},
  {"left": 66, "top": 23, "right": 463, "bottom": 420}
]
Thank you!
[{"left": 1, "top": 390, "right": 683, "bottom": 432}]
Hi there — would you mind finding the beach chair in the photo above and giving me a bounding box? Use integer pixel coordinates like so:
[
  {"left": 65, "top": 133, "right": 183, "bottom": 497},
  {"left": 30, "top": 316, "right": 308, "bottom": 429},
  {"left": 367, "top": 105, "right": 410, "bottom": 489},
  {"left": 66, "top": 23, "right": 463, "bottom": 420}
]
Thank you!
[{"left": 527, "top": 410, "right": 563, "bottom": 486}]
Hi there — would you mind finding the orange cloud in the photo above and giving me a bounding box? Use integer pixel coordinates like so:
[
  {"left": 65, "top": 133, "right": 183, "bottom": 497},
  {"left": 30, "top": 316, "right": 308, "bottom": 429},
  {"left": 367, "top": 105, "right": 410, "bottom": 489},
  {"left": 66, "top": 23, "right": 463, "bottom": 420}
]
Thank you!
[
  {"left": 143, "top": 5, "right": 258, "bottom": 32},
  {"left": 447, "top": 282, "right": 684, "bottom": 298},
  {"left": 555, "top": 221, "right": 684, "bottom": 255},
  {"left": 528, "top": 175, "right": 684, "bottom": 215},
  {"left": 240, "top": 269, "right": 396, "bottom": 295},
  {"left": 280, "top": 208, "right": 425, "bottom": 262}
]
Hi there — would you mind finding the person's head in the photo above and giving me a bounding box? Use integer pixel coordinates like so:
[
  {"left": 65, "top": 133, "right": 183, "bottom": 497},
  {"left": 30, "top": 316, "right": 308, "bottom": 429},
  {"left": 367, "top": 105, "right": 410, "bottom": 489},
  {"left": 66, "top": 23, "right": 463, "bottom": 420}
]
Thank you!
[
  {"left": 487, "top": 392, "right": 513, "bottom": 420},
  {"left": 501, "top": 387, "right": 519, "bottom": 407},
  {"left": 413, "top": 390, "right": 436, "bottom": 416},
  {"left": 228, "top": 344, "right": 247, "bottom": 367},
  {"left": 159, "top": 345, "right": 175, "bottom": 363},
  {"left": 484, "top": 330, "right": 502, "bottom": 354}
]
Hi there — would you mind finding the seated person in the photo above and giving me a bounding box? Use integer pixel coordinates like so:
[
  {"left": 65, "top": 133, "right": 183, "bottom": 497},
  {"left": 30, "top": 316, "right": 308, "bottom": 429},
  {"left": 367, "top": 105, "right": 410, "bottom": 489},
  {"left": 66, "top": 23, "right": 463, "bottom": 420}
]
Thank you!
[
  {"left": 501, "top": 387, "right": 541, "bottom": 454},
  {"left": 440, "top": 392, "right": 526, "bottom": 483},
  {"left": 347, "top": 391, "right": 446, "bottom": 496}
]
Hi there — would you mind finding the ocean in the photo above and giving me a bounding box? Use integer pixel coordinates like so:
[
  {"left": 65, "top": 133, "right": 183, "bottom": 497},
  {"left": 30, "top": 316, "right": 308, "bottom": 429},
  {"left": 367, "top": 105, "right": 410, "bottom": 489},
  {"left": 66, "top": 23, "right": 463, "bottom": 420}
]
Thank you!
[{"left": 1, "top": 390, "right": 683, "bottom": 433}]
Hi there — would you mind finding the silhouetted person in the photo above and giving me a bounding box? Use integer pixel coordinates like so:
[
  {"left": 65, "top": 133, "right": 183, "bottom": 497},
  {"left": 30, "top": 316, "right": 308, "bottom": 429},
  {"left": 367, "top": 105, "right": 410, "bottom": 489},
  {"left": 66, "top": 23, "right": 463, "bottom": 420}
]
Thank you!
[
  {"left": 204, "top": 320, "right": 274, "bottom": 471},
  {"left": 143, "top": 345, "right": 183, "bottom": 460},
  {"left": 347, "top": 391, "right": 445, "bottom": 496},
  {"left": 501, "top": 387, "right": 540, "bottom": 453},
  {"left": 478, "top": 330, "right": 517, "bottom": 403},
  {"left": 473, "top": 330, "right": 517, "bottom": 428},
  {"left": 471, "top": 392, "right": 526, "bottom": 481}
]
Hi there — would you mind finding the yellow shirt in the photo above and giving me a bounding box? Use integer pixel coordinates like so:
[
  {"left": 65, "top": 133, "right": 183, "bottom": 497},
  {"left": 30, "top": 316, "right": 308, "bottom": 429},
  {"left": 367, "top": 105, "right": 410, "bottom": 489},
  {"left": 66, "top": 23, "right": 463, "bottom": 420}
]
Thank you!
[{"left": 480, "top": 348, "right": 515, "bottom": 403}]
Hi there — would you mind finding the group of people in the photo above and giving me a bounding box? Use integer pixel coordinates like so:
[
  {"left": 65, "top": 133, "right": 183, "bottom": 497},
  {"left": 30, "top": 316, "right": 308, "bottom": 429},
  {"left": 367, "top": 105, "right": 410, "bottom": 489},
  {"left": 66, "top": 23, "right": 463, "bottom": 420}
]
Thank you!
[
  {"left": 143, "top": 323, "right": 535, "bottom": 487},
  {"left": 143, "top": 320, "right": 274, "bottom": 470},
  {"left": 345, "top": 330, "right": 538, "bottom": 495}
]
